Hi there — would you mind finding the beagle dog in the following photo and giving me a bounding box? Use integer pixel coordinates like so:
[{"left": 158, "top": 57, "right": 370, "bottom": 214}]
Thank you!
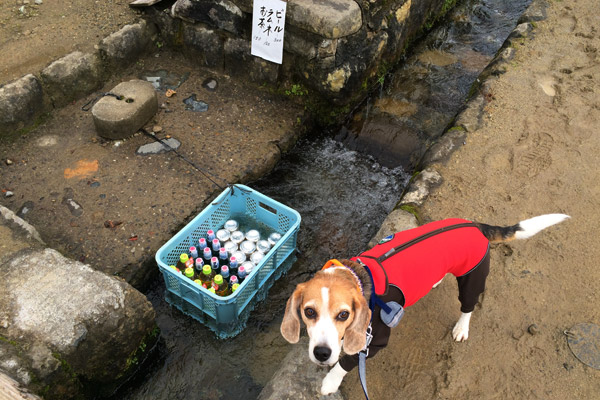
[{"left": 281, "top": 214, "right": 569, "bottom": 395}]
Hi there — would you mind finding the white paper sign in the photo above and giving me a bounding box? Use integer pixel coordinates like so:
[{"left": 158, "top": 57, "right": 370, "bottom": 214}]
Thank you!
[{"left": 251, "top": 0, "right": 287, "bottom": 64}]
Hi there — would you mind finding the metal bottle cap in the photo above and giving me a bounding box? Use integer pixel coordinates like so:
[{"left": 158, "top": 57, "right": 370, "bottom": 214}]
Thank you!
[
  {"left": 241, "top": 261, "right": 254, "bottom": 274},
  {"left": 224, "top": 241, "right": 238, "bottom": 255},
  {"left": 232, "top": 251, "right": 246, "bottom": 263},
  {"left": 224, "top": 219, "right": 239, "bottom": 232},
  {"left": 268, "top": 232, "right": 282, "bottom": 246},
  {"left": 231, "top": 231, "right": 245, "bottom": 244},
  {"left": 240, "top": 240, "right": 256, "bottom": 255},
  {"left": 250, "top": 251, "right": 264, "bottom": 265},
  {"left": 245, "top": 229, "right": 260, "bottom": 242},
  {"left": 216, "top": 229, "right": 231, "bottom": 242},
  {"left": 257, "top": 240, "right": 271, "bottom": 253}
]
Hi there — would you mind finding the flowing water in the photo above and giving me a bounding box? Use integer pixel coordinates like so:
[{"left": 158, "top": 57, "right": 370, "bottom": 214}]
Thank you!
[{"left": 118, "top": 0, "right": 531, "bottom": 398}]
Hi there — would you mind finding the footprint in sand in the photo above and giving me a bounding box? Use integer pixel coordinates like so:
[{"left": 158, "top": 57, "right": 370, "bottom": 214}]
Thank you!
[{"left": 514, "top": 132, "right": 554, "bottom": 178}]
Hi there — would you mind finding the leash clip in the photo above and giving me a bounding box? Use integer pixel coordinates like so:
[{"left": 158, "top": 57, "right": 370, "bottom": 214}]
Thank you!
[{"left": 363, "top": 322, "right": 373, "bottom": 356}]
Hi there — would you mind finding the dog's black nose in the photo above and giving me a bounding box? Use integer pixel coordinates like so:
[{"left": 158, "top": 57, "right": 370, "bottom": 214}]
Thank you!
[{"left": 313, "top": 346, "right": 332, "bottom": 362}]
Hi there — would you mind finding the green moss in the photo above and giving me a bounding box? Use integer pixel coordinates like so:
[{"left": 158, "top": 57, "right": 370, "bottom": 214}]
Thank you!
[
  {"left": 0, "top": 335, "right": 19, "bottom": 347},
  {"left": 284, "top": 83, "right": 308, "bottom": 97},
  {"left": 399, "top": 204, "right": 421, "bottom": 222},
  {"left": 0, "top": 111, "right": 53, "bottom": 145},
  {"left": 447, "top": 125, "right": 465, "bottom": 133},
  {"left": 119, "top": 324, "right": 160, "bottom": 379}
]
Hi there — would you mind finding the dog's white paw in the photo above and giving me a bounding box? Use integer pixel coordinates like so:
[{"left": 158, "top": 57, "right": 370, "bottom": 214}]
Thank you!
[
  {"left": 452, "top": 312, "right": 472, "bottom": 342},
  {"left": 320, "top": 363, "right": 347, "bottom": 395}
]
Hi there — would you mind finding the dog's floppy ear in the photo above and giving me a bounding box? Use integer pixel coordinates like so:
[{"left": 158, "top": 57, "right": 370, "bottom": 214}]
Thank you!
[
  {"left": 342, "top": 294, "right": 371, "bottom": 355},
  {"left": 280, "top": 283, "right": 305, "bottom": 343}
]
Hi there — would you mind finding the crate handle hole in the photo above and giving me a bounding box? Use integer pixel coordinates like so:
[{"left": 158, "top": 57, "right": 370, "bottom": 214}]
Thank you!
[{"left": 258, "top": 202, "right": 277, "bottom": 215}]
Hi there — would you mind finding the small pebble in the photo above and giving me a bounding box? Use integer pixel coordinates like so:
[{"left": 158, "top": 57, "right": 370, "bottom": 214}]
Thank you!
[
  {"left": 153, "top": 125, "right": 162, "bottom": 133},
  {"left": 5, "top": 191, "right": 14, "bottom": 198},
  {"left": 34, "top": 0, "right": 42, "bottom": 4},
  {"left": 5, "top": 159, "right": 13, "bottom": 165},
  {"left": 528, "top": 324, "right": 539, "bottom": 335}
]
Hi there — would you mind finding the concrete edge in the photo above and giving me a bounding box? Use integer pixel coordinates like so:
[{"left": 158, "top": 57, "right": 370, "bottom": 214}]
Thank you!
[
  {"left": 0, "top": 205, "right": 45, "bottom": 245},
  {"left": 399, "top": 0, "right": 547, "bottom": 211},
  {"left": 255, "top": 0, "right": 549, "bottom": 398},
  {"left": 0, "top": 19, "right": 158, "bottom": 136}
]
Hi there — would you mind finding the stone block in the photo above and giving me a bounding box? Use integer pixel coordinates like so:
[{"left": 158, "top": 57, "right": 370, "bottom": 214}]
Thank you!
[
  {"left": 284, "top": 28, "right": 318, "bottom": 60},
  {"left": 224, "top": 38, "right": 279, "bottom": 83},
  {"left": 287, "top": 0, "right": 362, "bottom": 39},
  {"left": 40, "top": 51, "right": 103, "bottom": 108},
  {"left": 182, "top": 22, "right": 225, "bottom": 68},
  {"left": 0, "top": 205, "right": 157, "bottom": 398},
  {"left": 367, "top": 208, "right": 419, "bottom": 248},
  {"left": 401, "top": 168, "right": 442, "bottom": 206},
  {"left": 173, "top": 0, "right": 247, "bottom": 35},
  {"left": 257, "top": 337, "right": 343, "bottom": 400},
  {"left": 97, "top": 20, "right": 157, "bottom": 69},
  {"left": 91, "top": 80, "right": 158, "bottom": 140},
  {"left": 0, "top": 74, "right": 44, "bottom": 135}
]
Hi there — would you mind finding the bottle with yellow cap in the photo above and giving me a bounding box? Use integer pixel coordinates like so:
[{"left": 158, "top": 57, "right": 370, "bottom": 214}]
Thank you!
[
  {"left": 183, "top": 266, "right": 195, "bottom": 280},
  {"left": 213, "top": 274, "right": 231, "bottom": 296},
  {"left": 231, "top": 283, "right": 240, "bottom": 293},
  {"left": 169, "top": 265, "right": 182, "bottom": 274},
  {"left": 199, "top": 264, "right": 215, "bottom": 289},
  {"left": 176, "top": 253, "right": 189, "bottom": 271}
]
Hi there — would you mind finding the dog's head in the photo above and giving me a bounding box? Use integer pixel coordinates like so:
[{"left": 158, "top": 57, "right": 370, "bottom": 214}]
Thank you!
[{"left": 280, "top": 260, "right": 371, "bottom": 366}]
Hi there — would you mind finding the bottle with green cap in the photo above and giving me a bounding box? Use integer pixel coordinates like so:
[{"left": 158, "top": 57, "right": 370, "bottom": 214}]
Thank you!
[
  {"left": 169, "top": 265, "right": 182, "bottom": 274},
  {"left": 176, "top": 253, "right": 189, "bottom": 271},
  {"left": 213, "top": 274, "right": 231, "bottom": 296},
  {"left": 231, "top": 283, "right": 240, "bottom": 293},
  {"left": 184, "top": 266, "right": 195, "bottom": 280},
  {"left": 199, "top": 264, "right": 215, "bottom": 289}
]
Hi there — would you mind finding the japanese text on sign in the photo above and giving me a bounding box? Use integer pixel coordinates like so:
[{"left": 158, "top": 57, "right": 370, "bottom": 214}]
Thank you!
[{"left": 251, "top": 0, "right": 287, "bottom": 64}]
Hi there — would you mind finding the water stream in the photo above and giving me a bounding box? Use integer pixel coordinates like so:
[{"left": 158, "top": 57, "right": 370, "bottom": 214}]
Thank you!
[
  {"left": 337, "top": 0, "right": 531, "bottom": 169},
  {"left": 118, "top": 0, "right": 530, "bottom": 398}
]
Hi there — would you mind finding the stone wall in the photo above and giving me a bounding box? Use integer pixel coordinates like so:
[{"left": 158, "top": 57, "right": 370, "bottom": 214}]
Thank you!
[
  {"left": 0, "top": 20, "right": 157, "bottom": 136},
  {"left": 147, "top": 0, "right": 455, "bottom": 119}
]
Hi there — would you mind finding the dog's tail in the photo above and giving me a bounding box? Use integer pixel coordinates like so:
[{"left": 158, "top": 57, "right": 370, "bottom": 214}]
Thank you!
[{"left": 475, "top": 214, "right": 570, "bottom": 243}]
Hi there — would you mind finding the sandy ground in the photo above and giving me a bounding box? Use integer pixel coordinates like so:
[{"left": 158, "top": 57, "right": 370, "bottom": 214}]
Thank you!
[
  {"left": 0, "top": 0, "right": 138, "bottom": 85},
  {"left": 2, "top": 0, "right": 599, "bottom": 399},
  {"left": 340, "top": 0, "right": 600, "bottom": 399}
]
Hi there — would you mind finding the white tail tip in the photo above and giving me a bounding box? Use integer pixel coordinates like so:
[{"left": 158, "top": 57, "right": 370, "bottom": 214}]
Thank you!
[{"left": 514, "top": 214, "right": 570, "bottom": 240}]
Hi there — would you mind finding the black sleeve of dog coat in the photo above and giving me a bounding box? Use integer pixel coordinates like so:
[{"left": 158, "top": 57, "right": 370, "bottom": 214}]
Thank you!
[
  {"left": 455, "top": 251, "right": 490, "bottom": 313},
  {"left": 339, "top": 306, "right": 392, "bottom": 372}
]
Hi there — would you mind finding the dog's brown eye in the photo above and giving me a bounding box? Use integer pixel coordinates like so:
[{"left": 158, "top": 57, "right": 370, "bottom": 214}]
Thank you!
[
  {"left": 304, "top": 308, "right": 316, "bottom": 319},
  {"left": 337, "top": 311, "right": 350, "bottom": 321}
]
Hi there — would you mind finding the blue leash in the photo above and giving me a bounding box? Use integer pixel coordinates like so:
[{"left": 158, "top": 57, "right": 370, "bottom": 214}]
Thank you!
[{"left": 357, "top": 262, "right": 405, "bottom": 400}]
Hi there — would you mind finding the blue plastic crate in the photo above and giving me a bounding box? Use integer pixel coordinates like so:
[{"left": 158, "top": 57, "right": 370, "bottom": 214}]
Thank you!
[{"left": 155, "top": 184, "right": 301, "bottom": 338}]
